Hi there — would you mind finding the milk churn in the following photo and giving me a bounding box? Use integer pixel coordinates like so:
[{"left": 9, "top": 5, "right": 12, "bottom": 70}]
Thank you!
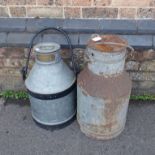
[
  {"left": 77, "top": 35, "right": 132, "bottom": 140},
  {"left": 25, "top": 42, "right": 76, "bottom": 125}
]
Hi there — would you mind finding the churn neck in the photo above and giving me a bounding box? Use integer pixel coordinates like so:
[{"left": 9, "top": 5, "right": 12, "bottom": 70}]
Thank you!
[
  {"left": 86, "top": 35, "right": 128, "bottom": 76},
  {"left": 34, "top": 42, "right": 61, "bottom": 64}
]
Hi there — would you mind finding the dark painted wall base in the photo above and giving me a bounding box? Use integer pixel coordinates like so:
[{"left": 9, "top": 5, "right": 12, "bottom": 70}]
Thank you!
[{"left": 0, "top": 18, "right": 155, "bottom": 49}]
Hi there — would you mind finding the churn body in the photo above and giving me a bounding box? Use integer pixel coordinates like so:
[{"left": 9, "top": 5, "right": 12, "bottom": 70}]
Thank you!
[
  {"left": 77, "top": 35, "right": 132, "bottom": 140},
  {"left": 25, "top": 43, "right": 76, "bottom": 125}
]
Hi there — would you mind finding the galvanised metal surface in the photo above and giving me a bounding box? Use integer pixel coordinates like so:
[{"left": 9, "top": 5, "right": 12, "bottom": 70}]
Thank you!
[
  {"left": 77, "top": 35, "right": 132, "bottom": 140},
  {"left": 86, "top": 47, "right": 126, "bottom": 76},
  {"left": 25, "top": 42, "right": 76, "bottom": 126},
  {"left": 29, "top": 91, "right": 76, "bottom": 125}
]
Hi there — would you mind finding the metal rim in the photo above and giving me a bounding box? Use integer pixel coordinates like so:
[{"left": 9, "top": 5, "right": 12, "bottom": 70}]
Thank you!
[
  {"left": 32, "top": 111, "right": 76, "bottom": 126},
  {"left": 34, "top": 42, "right": 60, "bottom": 54}
]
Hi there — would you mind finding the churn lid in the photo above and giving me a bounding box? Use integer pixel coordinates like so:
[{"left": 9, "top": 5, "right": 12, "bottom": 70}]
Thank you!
[
  {"left": 34, "top": 42, "right": 60, "bottom": 54},
  {"left": 87, "top": 35, "right": 128, "bottom": 53}
]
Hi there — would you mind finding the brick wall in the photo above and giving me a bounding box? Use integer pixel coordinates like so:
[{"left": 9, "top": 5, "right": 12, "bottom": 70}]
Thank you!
[
  {"left": 0, "top": 1, "right": 155, "bottom": 94},
  {"left": 1, "top": 47, "right": 155, "bottom": 95},
  {"left": 0, "top": 0, "right": 155, "bottom": 19}
]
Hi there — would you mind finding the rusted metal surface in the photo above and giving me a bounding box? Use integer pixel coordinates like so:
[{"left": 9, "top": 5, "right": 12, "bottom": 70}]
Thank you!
[
  {"left": 78, "top": 67, "right": 131, "bottom": 99},
  {"left": 87, "top": 35, "right": 128, "bottom": 53},
  {"left": 77, "top": 35, "right": 132, "bottom": 140},
  {"left": 77, "top": 68, "right": 131, "bottom": 140}
]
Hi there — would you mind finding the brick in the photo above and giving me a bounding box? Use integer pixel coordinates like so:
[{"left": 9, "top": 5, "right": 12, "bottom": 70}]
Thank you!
[
  {"left": 99, "top": 20, "right": 137, "bottom": 34},
  {"left": 0, "top": 7, "right": 9, "bottom": 17},
  {"left": 0, "top": 68, "right": 21, "bottom": 76},
  {"left": 63, "top": 19, "right": 100, "bottom": 33},
  {"left": 37, "top": 0, "right": 54, "bottom": 5},
  {"left": 120, "top": 35, "right": 153, "bottom": 48},
  {"left": 127, "top": 49, "right": 155, "bottom": 62},
  {"left": 0, "top": 48, "right": 6, "bottom": 58},
  {"left": 93, "top": 0, "right": 111, "bottom": 6},
  {"left": 60, "top": 48, "right": 86, "bottom": 71},
  {"left": 72, "top": 0, "right": 91, "bottom": 6},
  {"left": 55, "top": 0, "right": 63, "bottom": 6},
  {"left": 132, "top": 88, "right": 155, "bottom": 95},
  {"left": 112, "top": 0, "right": 150, "bottom": 6},
  {"left": 61, "top": 48, "right": 70, "bottom": 59},
  {"left": 0, "top": 48, "right": 25, "bottom": 59},
  {"left": 0, "top": 18, "right": 26, "bottom": 32},
  {"left": 26, "top": 0, "right": 36, "bottom": 5},
  {"left": 129, "top": 72, "right": 155, "bottom": 81},
  {"left": 138, "top": 20, "right": 155, "bottom": 34},
  {"left": 82, "top": 8, "right": 118, "bottom": 18},
  {"left": 0, "top": 0, "right": 7, "bottom": 5},
  {"left": 139, "top": 60, "right": 155, "bottom": 71},
  {"left": 137, "top": 8, "right": 155, "bottom": 19},
  {"left": 72, "top": 48, "right": 86, "bottom": 70},
  {"left": 125, "top": 61, "right": 140, "bottom": 71},
  {"left": 0, "top": 74, "right": 25, "bottom": 91},
  {"left": 42, "top": 34, "right": 79, "bottom": 46},
  {"left": 150, "top": 0, "right": 155, "bottom": 6},
  {"left": 136, "top": 81, "right": 155, "bottom": 90},
  {"left": 6, "top": 0, "right": 26, "bottom": 5},
  {"left": 63, "top": 0, "right": 72, "bottom": 6},
  {"left": 26, "top": 18, "right": 64, "bottom": 32},
  {"left": 142, "top": 50, "right": 155, "bottom": 60},
  {"left": 10, "top": 7, "right": 26, "bottom": 17},
  {"left": 27, "top": 7, "right": 63, "bottom": 18},
  {"left": 0, "top": 33, "right": 7, "bottom": 47},
  {"left": 119, "top": 8, "right": 136, "bottom": 19},
  {"left": 64, "top": 7, "right": 80, "bottom": 18},
  {"left": 0, "top": 58, "right": 24, "bottom": 68}
]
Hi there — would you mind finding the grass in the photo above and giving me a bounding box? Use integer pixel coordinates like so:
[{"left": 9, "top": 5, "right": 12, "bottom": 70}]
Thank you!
[
  {"left": 130, "top": 94, "right": 155, "bottom": 101},
  {"left": 0, "top": 90, "right": 155, "bottom": 101},
  {"left": 0, "top": 90, "right": 28, "bottom": 100}
]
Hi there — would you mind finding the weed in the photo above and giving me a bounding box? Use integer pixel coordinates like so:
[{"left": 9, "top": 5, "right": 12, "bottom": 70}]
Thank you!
[
  {"left": 130, "top": 94, "right": 155, "bottom": 101},
  {"left": 0, "top": 91, "right": 155, "bottom": 101},
  {"left": 0, "top": 90, "right": 28, "bottom": 100}
]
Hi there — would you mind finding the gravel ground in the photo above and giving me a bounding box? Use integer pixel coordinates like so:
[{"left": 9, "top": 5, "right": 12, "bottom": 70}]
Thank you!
[{"left": 0, "top": 100, "right": 154, "bottom": 155}]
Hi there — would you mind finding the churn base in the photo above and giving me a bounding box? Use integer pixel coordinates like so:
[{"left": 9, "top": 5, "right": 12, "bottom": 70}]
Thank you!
[
  {"left": 31, "top": 111, "right": 76, "bottom": 126},
  {"left": 79, "top": 124, "right": 125, "bottom": 140}
]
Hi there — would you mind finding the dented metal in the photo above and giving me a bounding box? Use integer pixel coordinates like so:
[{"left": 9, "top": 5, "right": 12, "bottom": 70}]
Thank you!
[{"left": 77, "top": 35, "right": 132, "bottom": 140}]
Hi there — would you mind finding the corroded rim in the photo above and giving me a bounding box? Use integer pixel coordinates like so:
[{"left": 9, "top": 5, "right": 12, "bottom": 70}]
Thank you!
[{"left": 87, "top": 35, "right": 128, "bottom": 53}]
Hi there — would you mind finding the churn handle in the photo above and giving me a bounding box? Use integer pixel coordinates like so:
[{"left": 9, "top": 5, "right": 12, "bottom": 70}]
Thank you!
[
  {"left": 90, "top": 34, "right": 135, "bottom": 58},
  {"left": 96, "top": 41, "right": 135, "bottom": 59},
  {"left": 21, "top": 27, "right": 77, "bottom": 80}
]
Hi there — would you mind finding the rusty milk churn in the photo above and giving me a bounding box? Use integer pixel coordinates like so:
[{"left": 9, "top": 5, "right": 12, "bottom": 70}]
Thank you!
[
  {"left": 77, "top": 35, "right": 132, "bottom": 140},
  {"left": 25, "top": 42, "right": 76, "bottom": 126}
]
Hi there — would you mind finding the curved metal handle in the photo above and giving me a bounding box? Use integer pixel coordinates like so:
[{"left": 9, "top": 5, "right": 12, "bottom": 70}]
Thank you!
[
  {"left": 21, "top": 27, "right": 77, "bottom": 81},
  {"left": 95, "top": 41, "right": 134, "bottom": 60},
  {"left": 96, "top": 41, "right": 134, "bottom": 52}
]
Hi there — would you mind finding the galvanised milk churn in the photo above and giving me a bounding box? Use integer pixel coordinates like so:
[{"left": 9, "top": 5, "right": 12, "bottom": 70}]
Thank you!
[
  {"left": 77, "top": 35, "right": 132, "bottom": 140},
  {"left": 25, "top": 42, "right": 76, "bottom": 125}
]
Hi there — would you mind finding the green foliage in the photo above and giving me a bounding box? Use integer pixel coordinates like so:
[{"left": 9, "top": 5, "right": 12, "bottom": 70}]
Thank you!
[
  {"left": 0, "top": 90, "right": 28, "bottom": 100},
  {"left": 0, "top": 91, "right": 155, "bottom": 101},
  {"left": 130, "top": 94, "right": 155, "bottom": 101}
]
